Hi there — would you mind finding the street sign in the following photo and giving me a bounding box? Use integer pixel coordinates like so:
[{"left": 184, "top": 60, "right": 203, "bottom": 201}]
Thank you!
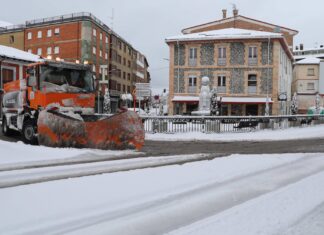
[{"left": 135, "top": 83, "right": 151, "bottom": 98}]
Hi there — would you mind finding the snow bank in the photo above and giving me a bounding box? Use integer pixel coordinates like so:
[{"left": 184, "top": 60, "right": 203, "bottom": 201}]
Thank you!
[
  {"left": 0, "top": 140, "right": 137, "bottom": 164},
  {"left": 146, "top": 124, "right": 324, "bottom": 142}
]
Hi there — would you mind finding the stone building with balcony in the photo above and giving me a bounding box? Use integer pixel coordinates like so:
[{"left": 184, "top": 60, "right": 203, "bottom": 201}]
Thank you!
[{"left": 165, "top": 10, "right": 296, "bottom": 116}]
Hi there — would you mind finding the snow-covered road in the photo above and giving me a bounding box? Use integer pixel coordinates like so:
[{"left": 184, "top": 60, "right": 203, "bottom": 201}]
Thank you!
[
  {"left": 0, "top": 154, "right": 216, "bottom": 188},
  {"left": 1, "top": 153, "right": 324, "bottom": 235}
]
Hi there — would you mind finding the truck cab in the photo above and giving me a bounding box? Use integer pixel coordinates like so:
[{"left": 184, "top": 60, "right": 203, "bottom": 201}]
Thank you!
[{"left": 1, "top": 60, "right": 96, "bottom": 144}]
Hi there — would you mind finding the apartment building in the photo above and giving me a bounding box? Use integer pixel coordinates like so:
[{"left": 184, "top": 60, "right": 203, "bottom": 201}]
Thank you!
[
  {"left": 166, "top": 9, "right": 296, "bottom": 116},
  {"left": 0, "top": 13, "right": 150, "bottom": 113},
  {"left": 292, "top": 58, "right": 324, "bottom": 113}
]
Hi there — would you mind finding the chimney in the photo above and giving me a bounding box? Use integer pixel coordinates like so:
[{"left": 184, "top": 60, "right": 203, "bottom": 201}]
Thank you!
[
  {"left": 300, "top": 43, "right": 304, "bottom": 51},
  {"left": 233, "top": 8, "right": 239, "bottom": 17},
  {"left": 222, "top": 9, "right": 227, "bottom": 19}
]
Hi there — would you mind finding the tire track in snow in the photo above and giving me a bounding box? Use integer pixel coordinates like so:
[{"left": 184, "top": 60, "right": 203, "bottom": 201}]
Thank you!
[
  {"left": 22, "top": 155, "right": 324, "bottom": 235},
  {"left": 0, "top": 154, "right": 223, "bottom": 188}
]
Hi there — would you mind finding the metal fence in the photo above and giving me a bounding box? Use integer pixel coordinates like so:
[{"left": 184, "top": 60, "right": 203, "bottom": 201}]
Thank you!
[{"left": 141, "top": 115, "right": 324, "bottom": 134}]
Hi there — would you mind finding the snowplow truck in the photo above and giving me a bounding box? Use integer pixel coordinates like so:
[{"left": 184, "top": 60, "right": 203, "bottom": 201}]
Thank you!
[{"left": 1, "top": 60, "right": 144, "bottom": 150}]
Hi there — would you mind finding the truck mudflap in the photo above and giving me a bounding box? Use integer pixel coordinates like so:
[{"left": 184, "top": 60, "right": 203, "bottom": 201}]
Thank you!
[{"left": 37, "top": 110, "right": 145, "bottom": 150}]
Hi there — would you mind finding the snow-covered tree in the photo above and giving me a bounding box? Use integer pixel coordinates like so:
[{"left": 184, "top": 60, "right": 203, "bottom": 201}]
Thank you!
[{"left": 290, "top": 92, "right": 298, "bottom": 115}]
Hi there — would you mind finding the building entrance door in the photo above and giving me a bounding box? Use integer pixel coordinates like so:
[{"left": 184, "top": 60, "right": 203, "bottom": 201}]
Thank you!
[{"left": 246, "top": 104, "right": 258, "bottom": 116}]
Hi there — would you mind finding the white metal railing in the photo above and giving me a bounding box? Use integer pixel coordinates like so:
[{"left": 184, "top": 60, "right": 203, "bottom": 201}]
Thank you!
[
  {"left": 248, "top": 86, "right": 257, "bottom": 94},
  {"left": 217, "top": 58, "right": 226, "bottom": 66},
  {"left": 188, "top": 59, "right": 197, "bottom": 66},
  {"left": 248, "top": 58, "right": 258, "bottom": 66},
  {"left": 141, "top": 114, "right": 324, "bottom": 134},
  {"left": 217, "top": 86, "right": 226, "bottom": 93},
  {"left": 188, "top": 86, "right": 197, "bottom": 94}
]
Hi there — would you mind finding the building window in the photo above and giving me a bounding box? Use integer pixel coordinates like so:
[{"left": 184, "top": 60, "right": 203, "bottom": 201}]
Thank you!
[
  {"left": 47, "top": 29, "right": 52, "bottom": 37},
  {"left": 248, "top": 74, "right": 257, "bottom": 94},
  {"left": 2, "top": 68, "right": 15, "bottom": 84},
  {"left": 307, "top": 82, "right": 315, "bottom": 90},
  {"left": 37, "top": 31, "right": 42, "bottom": 39},
  {"left": 105, "top": 36, "right": 108, "bottom": 44},
  {"left": 9, "top": 35, "right": 14, "bottom": 44},
  {"left": 105, "top": 53, "right": 108, "bottom": 60},
  {"left": 27, "top": 32, "right": 32, "bottom": 40},
  {"left": 123, "top": 85, "right": 126, "bottom": 93},
  {"left": 47, "top": 47, "right": 52, "bottom": 55},
  {"left": 217, "top": 75, "right": 226, "bottom": 93},
  {"left": 54, "top": 28, "right": 60, "bottom": 35},
  {"left": 127, "top": 86, "right": 131, "bottom": 93},
  {"left": 188, "top": 75, "right": 197, "bottom": 93},
  {"left": 54, "top": 46, "right": 59, "bottom": 54},
  {"left": 127, "top": 73, "right": 130, "bottom": 80},
  {"left": 118, "top": 41, "right": 122, "bottom": 50},
  {"left": 128, "top": 60, "right": 131, "bottom": 68},
  {"left": 123, "top": 44, "right": 126, "bottom": 53},
  {"left": 117, "top": 55, "right": 122, "bottom": 63},
  {"left": 92, "top": 65, "right": 96, "bottom": 73},
  {"left": 93, "top": 47, "right": 96, "bottom": 55},
  {"left": 189, "top": 48, "right": 197, "bottom": 66},
  {"left": 99, "top": 50, "right": 102, "bottom": 57},
  {"left": 93, "top": 29, "right": 96, "bottom": 37},
  {"left": 248, "top": 46, "right": 258, "bottom": 65},
  {"left": 100, "top": 33, "right": 102, "bottom": 40},
  {"left": 308, "top": 68, "right": 315, "bottom": 76},
  {"left": 123, "top": 72, "right": 126, "bottom": 79},
  {"left": 217, "top": 47, "right": 226, "bottom": 66},
  {"left": 123, "top": 58, "right": 126, "bottom": 65},
  {"left": 27, "top": 49, "right": 32, "bottom": 53},
  {"left": 37, "top": 48, "right": 42, "bottom": 56}
]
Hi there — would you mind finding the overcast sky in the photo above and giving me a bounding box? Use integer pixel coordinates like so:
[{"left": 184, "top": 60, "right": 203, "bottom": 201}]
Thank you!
[{"left": 0, "top": 0, "right": 323, "bottom": 90}]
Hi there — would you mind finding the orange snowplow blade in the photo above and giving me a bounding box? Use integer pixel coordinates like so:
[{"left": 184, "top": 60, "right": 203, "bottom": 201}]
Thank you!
[{"left": 37, "top": 110, "right": 145, "bottom": 150}]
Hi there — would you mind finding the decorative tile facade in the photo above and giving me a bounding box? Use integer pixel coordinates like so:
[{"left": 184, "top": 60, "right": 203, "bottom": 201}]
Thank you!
[
  {"left": 174, "top": 44, "right": 185, "bottom": 66},
  {"left": 200, "top": 44, "right": 214, "bottom": 65},
  {"left": 173, "top": 68, "right": 185, "bottom": 93},
  {"left": 230, "top": 43, "right": 245, "bottom": 65},
  {"left": 260, "top": 68, "right": 273, "bottom": 94},
  {"left": 230, "top": 68, "right": 245, "bottom": 94},
  {"left": 261, "top": 42, "right": 273, "bottom": 65}
]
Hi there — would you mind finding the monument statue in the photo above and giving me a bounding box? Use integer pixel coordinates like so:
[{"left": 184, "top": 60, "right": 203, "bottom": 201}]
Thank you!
[{"left": 192, "top": 76, "right": 211, "bottom": 116}]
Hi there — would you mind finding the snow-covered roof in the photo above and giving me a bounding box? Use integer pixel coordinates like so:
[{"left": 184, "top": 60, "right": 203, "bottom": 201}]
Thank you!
[
  {"left": 0, "top": 20, "right": 13, "bottom": 28},
  {"left": 166, "top": 28, "right": 283, "bottom": 42},
  {"left": 172, "top": 96, "right": 273, "bottom": 103},
  {"left": 294, "top": 54, "right": 324, "bottom": 61},
  {"left": 295, "top": 57, "right": 321, "bottom": 65},
  {"left": 0, "top": 45, "right": 41, "bottom": 62}
]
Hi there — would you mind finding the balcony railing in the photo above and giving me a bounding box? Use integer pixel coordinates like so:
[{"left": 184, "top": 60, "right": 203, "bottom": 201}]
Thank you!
[
  {"left": 217, "top": 86, "right": 226, "bottom": 94},
  {"left": 248, "top": 86, "right": 257, "bottom": 94},
  {"left": 188, "top": 59, "right": 197, "bottom": 67},
  {"left": 217, "top": 58, "right": 226, "bottom": 66},
  {"left": 248, "top": 58, "right": 258, "bottom": 66},
  {"left": 188, "top": 86, "right": 197, "bottom": 94}
]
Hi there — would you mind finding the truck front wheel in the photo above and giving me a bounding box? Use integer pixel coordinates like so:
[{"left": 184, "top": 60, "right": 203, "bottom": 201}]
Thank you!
[
  {"left": 22, "top": 120, "right": 38, "bottom": 145},
  {"left": 2, "top": 117, "right": 14, "bottom": 136}
]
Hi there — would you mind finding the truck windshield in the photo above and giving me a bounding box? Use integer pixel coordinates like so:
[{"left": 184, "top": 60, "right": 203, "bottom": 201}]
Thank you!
[{"left": 40, "top": 65, "right": 94, "bottom": 93}]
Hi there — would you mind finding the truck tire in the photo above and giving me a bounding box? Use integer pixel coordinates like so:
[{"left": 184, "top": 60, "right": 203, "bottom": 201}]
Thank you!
[
  {"left": 2, "top": 117, "right": 14, "bottom": 136},
  {"left": 22, "top": 120, "right": 38, "bottom": 145}
]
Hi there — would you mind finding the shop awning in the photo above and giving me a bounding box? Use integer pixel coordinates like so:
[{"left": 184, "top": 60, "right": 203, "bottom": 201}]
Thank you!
[{"left": 172, "top": 96, "right": 273, "bottom": 104}]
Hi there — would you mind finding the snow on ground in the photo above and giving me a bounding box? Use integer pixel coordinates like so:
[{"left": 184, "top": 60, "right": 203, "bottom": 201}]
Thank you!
[
  {"left": 0, "top": 153, "right": 323, "bottom": 234},
  {"left": 0, "top": 140, "right": 138, "bottom": 164},
  {"left": 146, "top": 124, "right": 324, "bottom": 141},
  {"left": 169, "top": 171, "right": 324, "bottom": 235}
]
